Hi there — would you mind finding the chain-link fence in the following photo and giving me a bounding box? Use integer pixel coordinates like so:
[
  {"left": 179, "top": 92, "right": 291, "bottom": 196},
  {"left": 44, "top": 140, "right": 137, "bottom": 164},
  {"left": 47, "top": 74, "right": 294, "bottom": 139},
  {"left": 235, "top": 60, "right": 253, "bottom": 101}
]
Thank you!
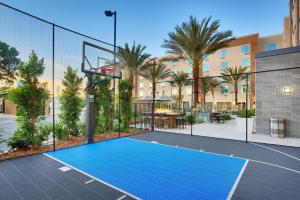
[
  {"left": 1, "top": 2, "right": 300, "bottom": 161},
  {"left": 0, "top": 3, "right": 144, "bottom": 160}
]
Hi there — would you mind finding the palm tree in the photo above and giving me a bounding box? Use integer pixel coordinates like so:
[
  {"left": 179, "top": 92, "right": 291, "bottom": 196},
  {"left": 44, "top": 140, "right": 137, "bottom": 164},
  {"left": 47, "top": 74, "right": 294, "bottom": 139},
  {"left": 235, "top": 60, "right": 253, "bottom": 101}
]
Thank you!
[
  {"left": 139, "top": 59, "right": 172, "bottom": 131},
  {"left": 170, "top": 70, "right": 190, "bottom": 110},
  {"left": 220, "top": 66, "right": 248, "bottom": 110},
  {"left": 118, "top": 42, "right": 151, "bottom": 100},
  {"left": 200, "top": 76, "right": 221, "bottom": 111},
  {"left": 162, "top": 16, "right": 233, "bottom": 110},
  {"left": 200, "top": 76, "right": 211, "bottom": 107},
  {"left": 208, "top": 78, "right": 221, "bottom": 111}
]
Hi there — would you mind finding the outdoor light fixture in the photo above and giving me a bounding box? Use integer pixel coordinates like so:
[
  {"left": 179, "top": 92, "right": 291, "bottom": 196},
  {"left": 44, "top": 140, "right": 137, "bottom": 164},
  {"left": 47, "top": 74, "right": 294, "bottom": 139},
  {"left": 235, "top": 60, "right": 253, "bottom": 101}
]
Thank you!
[
  {"left": 283, "top": 86, "right": 292, "bottom": 94},
  {"left": 105, "top": 10, "right": 115, "bottom": 17}
]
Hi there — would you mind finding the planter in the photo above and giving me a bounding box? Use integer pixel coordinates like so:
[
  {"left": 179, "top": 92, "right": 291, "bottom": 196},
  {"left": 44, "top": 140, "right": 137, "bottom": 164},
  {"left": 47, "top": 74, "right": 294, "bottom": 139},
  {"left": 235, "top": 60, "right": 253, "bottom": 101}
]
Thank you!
[{"left": 236, "top": 117, "right": 254, "bottom": 133}]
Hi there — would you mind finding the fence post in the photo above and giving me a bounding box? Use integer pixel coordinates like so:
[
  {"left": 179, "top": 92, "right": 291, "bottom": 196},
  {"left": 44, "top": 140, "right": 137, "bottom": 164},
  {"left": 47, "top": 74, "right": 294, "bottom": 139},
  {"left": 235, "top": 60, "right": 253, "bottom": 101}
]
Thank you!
[
  {"left": 118, "top": 77, "right": 121, "bottom": 137},
  {"left": 191, "top": 79, "right": 193, "bottom": 136},
  {"left": 52, "top": 24, "right": 56, "bottom": 151},
  {"left": 245, "top": 73, "right": 249, "bottom": 142}
]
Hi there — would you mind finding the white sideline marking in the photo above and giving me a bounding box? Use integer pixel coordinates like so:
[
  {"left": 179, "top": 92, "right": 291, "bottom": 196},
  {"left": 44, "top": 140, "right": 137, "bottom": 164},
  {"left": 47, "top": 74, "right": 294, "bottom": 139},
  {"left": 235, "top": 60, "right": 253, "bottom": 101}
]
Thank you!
[
  {"left": 116, "top": 195, "right": 127, "bottom": 200},
  {"left": 44, "top": 153, "right": 141, "bottom": 200},
  {"left": 126, "top": 138, "right": 300, "bottom": 175},
  {"left": 227, "top": 160, "right": 249, "bottom": 200},
  {"left": 84, "top": 179, "right": 94, "bottom": 184},
  {"left": 59, "top": 166, "right": 71, "bottom": 172},
  {"left": 251, "top": 142, "right": 300, "bottom": 162}
]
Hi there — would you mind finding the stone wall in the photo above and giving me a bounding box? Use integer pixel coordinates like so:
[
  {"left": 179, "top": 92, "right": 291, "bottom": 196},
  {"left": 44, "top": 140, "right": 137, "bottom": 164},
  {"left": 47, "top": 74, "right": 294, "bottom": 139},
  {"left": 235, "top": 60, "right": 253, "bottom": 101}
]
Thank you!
[{"left": 255, "top": 47, "right": 300, "bottom": 137}]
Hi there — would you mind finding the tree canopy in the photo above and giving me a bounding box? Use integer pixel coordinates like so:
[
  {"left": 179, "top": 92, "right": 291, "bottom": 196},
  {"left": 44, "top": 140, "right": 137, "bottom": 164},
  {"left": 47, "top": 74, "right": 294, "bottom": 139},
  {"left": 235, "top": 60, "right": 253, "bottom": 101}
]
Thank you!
[{"left": 0, "top": 41, "right": 21, "bottom": 84}]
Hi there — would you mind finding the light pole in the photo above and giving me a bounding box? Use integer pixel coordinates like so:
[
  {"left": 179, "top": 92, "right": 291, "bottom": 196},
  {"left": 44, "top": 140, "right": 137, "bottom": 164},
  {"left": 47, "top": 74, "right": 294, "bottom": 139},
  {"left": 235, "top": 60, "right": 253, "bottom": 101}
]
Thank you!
[
  {"left": 104, "top": 10, "right": 117, "bottom": 117},
  {"left": 104, "top": 10, "right": 117, "bottom": 62}
]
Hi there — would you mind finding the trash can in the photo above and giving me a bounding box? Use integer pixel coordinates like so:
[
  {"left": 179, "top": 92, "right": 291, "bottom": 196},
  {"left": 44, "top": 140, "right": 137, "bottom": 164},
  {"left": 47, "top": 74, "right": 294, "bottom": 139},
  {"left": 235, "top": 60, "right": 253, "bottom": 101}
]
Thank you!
[{"left": 270, "top": 117, "right": 285, "bottom": 138}]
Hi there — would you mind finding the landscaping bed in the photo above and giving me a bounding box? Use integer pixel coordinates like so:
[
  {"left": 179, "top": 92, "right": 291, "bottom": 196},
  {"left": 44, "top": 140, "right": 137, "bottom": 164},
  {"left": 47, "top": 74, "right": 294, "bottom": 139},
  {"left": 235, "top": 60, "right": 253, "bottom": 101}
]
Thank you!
[{"left": 0, "top": 129, "right": 142, "bottom": 161}]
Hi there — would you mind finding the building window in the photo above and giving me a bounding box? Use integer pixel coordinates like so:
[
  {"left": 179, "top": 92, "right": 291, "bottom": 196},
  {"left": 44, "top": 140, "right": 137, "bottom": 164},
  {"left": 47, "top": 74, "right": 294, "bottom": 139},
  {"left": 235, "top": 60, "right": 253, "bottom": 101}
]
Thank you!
[
  {"left": 139, "top": 76, "right": 144, "bottom": 80},
  {"left": 240, "top": 58, "right": 250, "bottom": 67},
  {"left": 266, "top": 42, "right": 277, "bottom": 51},
  {"left": 220, "top": 85, "right": 229, "bottom": 94},
  {"left": 202, "top": 64, "right": 209, "bottom": 72},
  {"left": 139, "top": 91, "right": 144, "bottom": 97},
  {"left": 203, "top": 54, "right": 209, "bottom": 61},
  {"left": 241, "top": 45, "right": 250, "bottom": 54},
  {"left": 185, "top": 66, "right": 193, "bottom": 73},
  {"left": 220, "top": 49, "right": 228, "bottom": 57},
  {"left": 241, "top": 85, "right": 249, "bottom": 93},
  {"left": 220, "top": 61, "right": 228, "bottom": 69},
  {"left": 160, "top": 82, "right": 166, "bottom": 87},
  {"left": 149, "top": 83, "right": 153, "bottom": 88}
]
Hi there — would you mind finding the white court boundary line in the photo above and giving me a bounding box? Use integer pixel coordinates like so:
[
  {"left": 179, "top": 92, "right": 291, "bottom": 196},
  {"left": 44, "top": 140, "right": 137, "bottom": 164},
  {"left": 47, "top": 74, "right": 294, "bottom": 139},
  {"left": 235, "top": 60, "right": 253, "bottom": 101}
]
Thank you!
[
  {"left": 227, "top": 160, "right": 249, "bottom": 200},
  {"left": 125, "top": 138, "right": 300, "bottom": 175},
  {"left": 43, "top": 153, "right": 141, "bottom": 200},
  {"left": 250, "top": 142, "right": 300, "bottom": 162}
]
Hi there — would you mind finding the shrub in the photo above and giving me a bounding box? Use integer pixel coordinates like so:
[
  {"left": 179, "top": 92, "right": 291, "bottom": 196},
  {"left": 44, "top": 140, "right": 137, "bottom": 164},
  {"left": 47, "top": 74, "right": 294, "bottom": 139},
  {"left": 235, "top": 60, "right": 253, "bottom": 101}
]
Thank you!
[
  {"left": 237, "top": 109, "right": 255, "bottom": 118},
  {"left": 34, "top": 122, "right": 53, "bottom": 146},
  {"left": 7, "top": 129, "right": 33, "bottom": 149},
  {"left": 222, "top": 114, "right": 231, "bottom": 120},
  {"left": 185, "top": 114, "right": 196, "bottom": 124},
  {"left": 54, "top": 123, "right": 68, "bottom": 140},
  {"left": 78, "top": 121, "right": 87, "bottom": 136},
  {"left": 119, "top": 79, "right": 133, "bottom": 131}
]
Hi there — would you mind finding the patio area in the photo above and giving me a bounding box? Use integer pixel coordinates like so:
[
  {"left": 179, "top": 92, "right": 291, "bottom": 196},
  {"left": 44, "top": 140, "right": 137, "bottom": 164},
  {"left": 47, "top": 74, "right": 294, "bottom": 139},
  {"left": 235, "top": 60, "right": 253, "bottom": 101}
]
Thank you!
[{"left": 156, "top": 119, "right": 300, "bottom": 147}]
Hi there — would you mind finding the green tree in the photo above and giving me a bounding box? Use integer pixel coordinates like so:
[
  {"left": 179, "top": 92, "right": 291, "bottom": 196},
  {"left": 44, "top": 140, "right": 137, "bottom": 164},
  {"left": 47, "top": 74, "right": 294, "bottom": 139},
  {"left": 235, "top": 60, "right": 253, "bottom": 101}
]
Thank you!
[
  {"left": 139, "top": 60, "right": 172, "bottom": 130},
  {"left": 8, "top": 51, "right": 49, "bottom": 148},
  {"left": 119, "top": 79, "right": 133, "bottom": 131},
  {"left": 200, "top": 76, "right": 220, "bottom": 109},
  {"left": 208, "top": 78, "right": 221, "bottom": 110},
  {"left": 162, "top": 16, "right": 233, "bottom": 109},
  {"left": 59, "top": 67, "right": 83, "bottom": 137},
  {"left": 93, "top": 78, "right": 114, "bottom": 133},
  {"left": 220, "top": 66, "right": 248, "bottom": 109},
  {"left": 170, "top": 70, "right": 190, "bottom": 109},
  {"left": 0, "top": 41, "right": 21, "bottom": 84},
  {"left": 118, "top": 42, "right": 151, "bottom": 100}
]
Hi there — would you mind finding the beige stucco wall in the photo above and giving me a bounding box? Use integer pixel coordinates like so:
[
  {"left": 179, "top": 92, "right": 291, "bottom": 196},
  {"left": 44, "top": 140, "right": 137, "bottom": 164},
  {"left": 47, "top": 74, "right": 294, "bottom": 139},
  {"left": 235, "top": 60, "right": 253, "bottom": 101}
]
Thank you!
[
  {"left": 137, "top": 41, "right": 253, "bottom": 109},
  {"left": 258, "top": 34, "right": 284, "bottom": 51},
  {"left": 283, "top": 16, "right": 291, "bottom": 47}
]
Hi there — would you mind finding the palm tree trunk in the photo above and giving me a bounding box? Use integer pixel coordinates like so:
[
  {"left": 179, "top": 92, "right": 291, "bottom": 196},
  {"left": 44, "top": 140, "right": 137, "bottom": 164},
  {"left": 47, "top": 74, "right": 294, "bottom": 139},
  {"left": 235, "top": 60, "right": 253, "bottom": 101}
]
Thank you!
[
  {"left": 178, "top": 86, "right": 182, "bottom": 110},
  {"left": 199, "top": 60, "right": 203, "bottom": 107},
  {"left": 151, "top": 80, "right": 156, "bottom": 131},
  {"left": 192, "top": 62, "right": 201, "bottom": 110},
  {"left": 211, "top": 88, "right": 215, "bottom": 111},
  {"left": 234, "top": 81, "right": 238, "bottom": 110},
  {"left": 134, "top": 73, "right": 138, "bottom": 99}
]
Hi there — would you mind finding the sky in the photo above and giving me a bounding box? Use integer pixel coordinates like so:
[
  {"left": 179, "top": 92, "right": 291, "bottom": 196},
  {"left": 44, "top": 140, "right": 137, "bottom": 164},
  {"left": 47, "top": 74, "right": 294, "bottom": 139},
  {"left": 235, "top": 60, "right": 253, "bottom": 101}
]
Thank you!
[{"left": 1, "top": 0, "right": 289, "bottom": 57}]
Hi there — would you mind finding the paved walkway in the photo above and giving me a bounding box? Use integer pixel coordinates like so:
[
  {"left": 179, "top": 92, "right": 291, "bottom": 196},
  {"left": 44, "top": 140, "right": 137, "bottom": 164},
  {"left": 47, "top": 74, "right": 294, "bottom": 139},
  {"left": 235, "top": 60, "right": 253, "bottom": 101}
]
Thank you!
[{"left": 156, "top": 119, "right": 300, "bottom": 147}]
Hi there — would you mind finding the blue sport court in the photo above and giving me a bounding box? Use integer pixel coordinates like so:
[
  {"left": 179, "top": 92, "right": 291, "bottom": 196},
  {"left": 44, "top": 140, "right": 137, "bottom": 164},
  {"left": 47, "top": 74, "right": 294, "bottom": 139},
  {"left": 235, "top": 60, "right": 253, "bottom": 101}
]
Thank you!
[{"left": 46, "top": 137, "right": 248, "bottom": 200}]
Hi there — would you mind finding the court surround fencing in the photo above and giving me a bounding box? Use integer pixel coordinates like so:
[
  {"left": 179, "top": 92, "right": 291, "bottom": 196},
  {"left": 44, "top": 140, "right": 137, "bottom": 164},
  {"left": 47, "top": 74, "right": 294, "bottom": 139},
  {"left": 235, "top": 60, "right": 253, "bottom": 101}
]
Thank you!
[{"left": 1, "top": 2, "right": 300, "bottom": 161}]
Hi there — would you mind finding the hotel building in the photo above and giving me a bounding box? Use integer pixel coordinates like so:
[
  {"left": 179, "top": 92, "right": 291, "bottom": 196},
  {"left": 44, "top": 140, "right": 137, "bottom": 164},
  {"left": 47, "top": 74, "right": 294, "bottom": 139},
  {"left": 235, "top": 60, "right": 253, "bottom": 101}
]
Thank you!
[{"left": 136, "top": 33, "right": 285, "bottom": 111}]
